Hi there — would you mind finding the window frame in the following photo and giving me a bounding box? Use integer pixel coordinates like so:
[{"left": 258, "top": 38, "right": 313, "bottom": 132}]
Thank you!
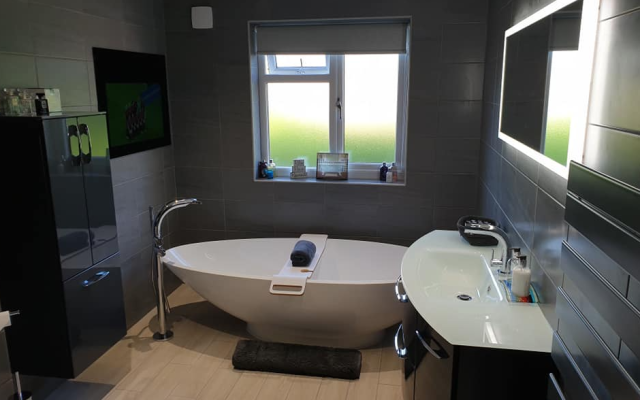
[{"left": 257, "top": 53, "right": 409, "bottom": 178}]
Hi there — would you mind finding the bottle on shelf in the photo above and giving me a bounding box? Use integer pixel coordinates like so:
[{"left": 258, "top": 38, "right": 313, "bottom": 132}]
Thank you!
[
  {"left": 511, "top": 256, "right": 531, "bottom": 298},
  {"left": 380, "top": 162, "right": 388, "bottom": 181}
]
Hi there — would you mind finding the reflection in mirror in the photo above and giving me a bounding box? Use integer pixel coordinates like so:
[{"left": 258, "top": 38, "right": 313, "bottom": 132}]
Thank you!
[{"left": 500, "top": 0, "right": 584, "bottom": 168}]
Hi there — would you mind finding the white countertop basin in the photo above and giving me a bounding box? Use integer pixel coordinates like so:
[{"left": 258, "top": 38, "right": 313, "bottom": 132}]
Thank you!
[{"left": 401, "top": 230, "right": 553, "bottom": 353}]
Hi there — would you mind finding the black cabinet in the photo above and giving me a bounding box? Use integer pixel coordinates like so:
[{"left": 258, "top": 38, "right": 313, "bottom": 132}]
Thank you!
[
  {"left": 1, "top": 113, "right": 125, "bottom": 379},
  {"left": 399, "top": 301, "right": 553, "bottom": 400}
]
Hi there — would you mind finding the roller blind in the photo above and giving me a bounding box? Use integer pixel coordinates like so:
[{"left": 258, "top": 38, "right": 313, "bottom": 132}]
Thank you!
[{"left": 254, "top": 20, "right": 410, "bottom": 54}]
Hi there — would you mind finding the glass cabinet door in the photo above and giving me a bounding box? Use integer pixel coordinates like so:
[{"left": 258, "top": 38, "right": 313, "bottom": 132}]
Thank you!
[
  {"left": 76, "top": 115, "right": 118, "bottom": 265},
  {"left": 43, "top": 118, "right": 93, "bottom": 279}
]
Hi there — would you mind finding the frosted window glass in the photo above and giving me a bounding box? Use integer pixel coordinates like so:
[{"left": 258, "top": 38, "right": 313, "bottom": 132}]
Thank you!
[
  {"left": 344, "top": 54, "right": 399, "bottom": 163},
  {"left": 268, "top": 82, "right": 330, "bottom": 166}
]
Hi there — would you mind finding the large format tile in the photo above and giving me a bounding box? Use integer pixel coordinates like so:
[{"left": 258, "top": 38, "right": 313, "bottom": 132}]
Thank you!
[
  {"left": 36, "top": 57, "right": 91, "bottom": 107},
  {"left": 0, "top": 54, "right": 38, "bottom": 88}
]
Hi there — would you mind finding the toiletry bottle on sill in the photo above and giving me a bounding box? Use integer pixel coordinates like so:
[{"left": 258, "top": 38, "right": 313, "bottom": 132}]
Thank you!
[
  {"left": 511, "top": 256, "right": 531, "bottom": 298},
  {"left": 380, "top": 162, "right": 388, "bottom": 181},
  {"left": 268, "top": 159, "right": 276, "bottom": 178}
]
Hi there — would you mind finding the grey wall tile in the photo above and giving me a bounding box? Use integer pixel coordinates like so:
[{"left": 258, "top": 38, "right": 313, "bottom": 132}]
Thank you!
[
  {"left": 0, "top": 54, "right": 37, "bottom": 88},
  {"left": 434, "top": 138, "right": 480, "bottom": 173},
  {"left": 223, "top": 169, "right": 273, "bottom": 201},
  {"left": 325, "top": 184, "right": 379, "bottom": 205},
  {"left": 434, "top": 174, "right": 478, "bottom": 208},
  {"left": 0, "top": 0, "right": 33, "bottom": 54},
  {"left": 588, "top": 9, "right": 640, "bottom": 132},
  {"left": 532, "top": 189, "right": 566, "bottom": 285},
  {"left": 274, "top": 183, "right": 325, "bottom": 204},
  {"left": 273, "top": 202, "right": 326, "bottom": 234},
  {"left": 176, "top": 167, "right": 223, "bottom": 200},
  {"left": 442, "top": 23, "right": 488, "bottom": 63},
  {"left": 379, "top": 173, "right": 435, "bottom": 208},
  {"left": 438, "top": 101, "right": 482, "bottom": 137},
  {"left": 377, "top": 206, "right": 433, "bottom": 240},
  {"left": 439, "top": 63, "right": 485, "bottom": 100},
  {"left": 29, "top": 3, "right": 86, "bottom": 60},
  {"left": 179, "top": 199, "right": 225, "bottom": 230},
  {"left": 36, "top": 57, "right": 90, "bottom": 106},
  {"left": 324, "top": 204, "right": 378, "bottom": 237},
  {"left": 225, "top": 200, "right": 273, "bottom": 232},
  {"left": 599, "top": 0, "right": 640, "bottom": 20}
]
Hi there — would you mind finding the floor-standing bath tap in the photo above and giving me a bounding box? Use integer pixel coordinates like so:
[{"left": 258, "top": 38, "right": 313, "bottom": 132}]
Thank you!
[{"left": 152, "top": 198, "right": 201, "bottom": 341}]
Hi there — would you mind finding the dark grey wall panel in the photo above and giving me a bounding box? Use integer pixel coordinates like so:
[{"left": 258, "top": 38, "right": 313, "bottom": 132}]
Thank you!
[
  {"left": 566, "top": 226, "right": 629, "bottom": 294},
  {"left": 557, "top": 289, "right": 640, "bottom": 399},
  {"left": 561, "top": 244, "right": 639, "bottom": 362},
  {"left": 567, "top": 162, "right": 640, "bottom": 233},
  {"left": 583, "top": 125, "right": 640, "bottom": 190},
  {"left": 562, "top": 275, "right": 621, "bottom": 355},
  {"left": 551, "top": 333, "right": 598, "bottom": 400},
  {"left": 565, "top": 195, "right": 640, "bottom": 282},
  {"left": 588, "top": 9, "right": 640, "bottom": 132},
  {"left": 600, "top": 0, "right": 640, "bottom": 20}
]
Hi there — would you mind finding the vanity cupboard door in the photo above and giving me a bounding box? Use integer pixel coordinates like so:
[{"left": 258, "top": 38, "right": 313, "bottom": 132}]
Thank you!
[{"left": 414, "top": 314, "right": 455, "bottom": 400}]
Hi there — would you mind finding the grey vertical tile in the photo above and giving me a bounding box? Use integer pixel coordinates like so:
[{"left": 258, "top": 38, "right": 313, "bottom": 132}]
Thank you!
[
  {"left": 273, "top": 202, "right": 326, "bottom": 234},
  {"left": 434, "top": 174, "right": 478, "bottom": 208},
  {"left": 532, "top": 188, "right": 566, "bottom": 282},
  {"left": 441, "top": 23, "right": 487, "bottom": 63},
  {"left": 178, "top": 199, "right": 225, "bottom": 230},
  {"left": 176, "top": 167, "right": 223, "bottom": 200},
  {"left": 589, "top": 9, "right": 640, "bottom": 132},
  {"left": 36, "top": 58, "right": 91, "bottom": 107},
  {"left": 538, "top": 165, "right": 568, "bottom": 206},
  {"left": 439, "top": 63, "right": 485, "bottom": 101},
  {"left": 0, "top": 0, "right": 33, "bottom": 54},
  {"left": 274, "top": 182, "right": 325, "bottom": 204},
  {"left": 379, "top": 173, "right": 435, "bottom": 208},
  {"left": 325, "top": 184, "right": 379, "bottom": 205},
  {"left": 324, "top": 203, "right": 378, "bottom": 237},
  {"left": 433, "top": 207, "right": 477, "bottom": 230},
  {"left": 29, "top": 3, "right": 86, "bottom": 60},
  {"left": 434, "top": 138, "right": 480, "bottom": 173},
  {"left": 437, "top": 101, "right": 482, "bottom": 137},
  {"left": 0, "top": 54, "right": 37, "bottom": 88},
  {"left": 222, "top": 169, "right": 273, "bottom": 201},
  {"left": 377, "top": 206, "right": 433, "bottom": 240},
  {"left": 225, "top": 200, "right": 273, "bottom": 232}
]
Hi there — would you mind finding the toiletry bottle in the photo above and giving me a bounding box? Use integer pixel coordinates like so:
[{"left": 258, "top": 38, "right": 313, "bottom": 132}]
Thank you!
[
  {"left": 268, "top": 159, "right": 277, "bottom": 178},
  {"left": 35, "top": 93, "right": 49, "bottom": 116},
  {"left": 386, "top": 163, "right": 394, "bottom": 182},
  {"left": 511, "top": 255, "right": 531, "bottom": 298},
  {"left": 380, "top": 162, "right": 388, "bottom": 181}
]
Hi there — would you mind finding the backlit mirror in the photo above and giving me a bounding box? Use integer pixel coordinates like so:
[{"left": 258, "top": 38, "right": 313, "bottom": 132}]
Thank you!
[{"left": 498, "top": 0, "right": 599, "bottom": 177}]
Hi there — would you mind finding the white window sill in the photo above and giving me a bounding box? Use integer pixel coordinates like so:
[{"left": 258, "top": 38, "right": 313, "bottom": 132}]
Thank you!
[{"left": 253, "top": 176, "right": 405, "bottom": 186}]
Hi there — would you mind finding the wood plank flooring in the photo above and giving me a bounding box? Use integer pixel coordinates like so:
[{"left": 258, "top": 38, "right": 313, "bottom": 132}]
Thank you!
[{"left": 71, "top": 285, "right": 403, "bottom": 400}]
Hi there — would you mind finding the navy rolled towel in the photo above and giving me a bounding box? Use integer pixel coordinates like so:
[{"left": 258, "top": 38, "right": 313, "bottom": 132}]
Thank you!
[{"left": 290, "top": 240, "right": 317, "bottom": 267}]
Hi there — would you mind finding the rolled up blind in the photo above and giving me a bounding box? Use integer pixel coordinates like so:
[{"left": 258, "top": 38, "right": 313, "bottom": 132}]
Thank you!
[{"left": 255, "top": 19, "right": 410, "bottom": 54}]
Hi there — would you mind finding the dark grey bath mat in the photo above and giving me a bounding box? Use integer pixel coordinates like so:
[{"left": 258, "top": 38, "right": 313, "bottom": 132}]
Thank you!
[{"left": 232, "top": 340, "right": 362, "bottom": 380}]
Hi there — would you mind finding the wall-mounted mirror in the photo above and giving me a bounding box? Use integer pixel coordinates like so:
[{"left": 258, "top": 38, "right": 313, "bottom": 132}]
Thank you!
[{"left": 499, "top": 0, "right": 599, "bottom": 177}]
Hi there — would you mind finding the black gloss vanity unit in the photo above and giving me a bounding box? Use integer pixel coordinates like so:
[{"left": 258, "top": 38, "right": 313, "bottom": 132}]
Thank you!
[
  {"left": 1, "top": 113, "right": 126, "bottom": 378},
  {"left": 398, "top": 296, "right": 553, "bottom": 400}
]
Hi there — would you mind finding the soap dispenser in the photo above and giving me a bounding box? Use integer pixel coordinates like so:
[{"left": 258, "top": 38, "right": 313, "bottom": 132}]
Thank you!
[{"left": 511, "top": 255, "right": 531, "bottom": 298}]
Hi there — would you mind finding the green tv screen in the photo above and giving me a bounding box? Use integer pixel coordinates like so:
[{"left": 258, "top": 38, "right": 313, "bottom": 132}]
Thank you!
[{"left": 105, "top": 83, "right": 165, "bottom": 147}]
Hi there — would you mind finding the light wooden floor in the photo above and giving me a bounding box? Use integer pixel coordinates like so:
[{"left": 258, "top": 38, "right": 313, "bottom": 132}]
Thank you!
[{"left": 73, "top": 284, "right": 404, "bottom": 400}]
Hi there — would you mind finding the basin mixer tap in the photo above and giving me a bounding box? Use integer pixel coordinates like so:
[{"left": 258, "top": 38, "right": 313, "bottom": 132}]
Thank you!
[{"left": 464, "top": 224, "right": 518, "bottom": 275}]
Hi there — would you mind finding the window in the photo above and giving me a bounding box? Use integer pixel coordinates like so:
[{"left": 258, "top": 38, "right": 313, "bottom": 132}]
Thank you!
[{"left": 251, "top": 19, "right": 410, "bottom": 180}]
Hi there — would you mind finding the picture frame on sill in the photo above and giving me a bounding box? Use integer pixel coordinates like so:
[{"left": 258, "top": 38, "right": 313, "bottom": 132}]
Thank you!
[{"left": 316, "top": 153, "right": 349, "bottom": 180}]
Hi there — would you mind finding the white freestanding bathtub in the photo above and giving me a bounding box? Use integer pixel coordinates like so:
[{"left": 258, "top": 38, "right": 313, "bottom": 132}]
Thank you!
[{"left": 163, "top": 238, "right": 407, "bottom": 348}]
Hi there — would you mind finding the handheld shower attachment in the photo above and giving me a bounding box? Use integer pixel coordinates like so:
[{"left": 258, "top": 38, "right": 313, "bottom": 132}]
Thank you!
[{"left": 151, "top": 198, "right": 201, "bottom": 341}]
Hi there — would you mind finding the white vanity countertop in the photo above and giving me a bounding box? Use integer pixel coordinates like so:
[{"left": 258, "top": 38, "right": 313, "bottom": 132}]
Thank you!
[{"left": 401, "top": 230, "right": 553, "bottom": 353}]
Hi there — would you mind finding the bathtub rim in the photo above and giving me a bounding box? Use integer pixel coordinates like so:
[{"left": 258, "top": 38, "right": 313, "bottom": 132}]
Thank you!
[{"left": 163, "top": 237, "right": 407, "bottom": 286}]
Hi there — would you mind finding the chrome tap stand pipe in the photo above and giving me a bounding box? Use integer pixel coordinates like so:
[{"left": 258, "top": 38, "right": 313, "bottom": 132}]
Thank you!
[{"left": 152, "top": 198, "right": 201, "bottom": 341}]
